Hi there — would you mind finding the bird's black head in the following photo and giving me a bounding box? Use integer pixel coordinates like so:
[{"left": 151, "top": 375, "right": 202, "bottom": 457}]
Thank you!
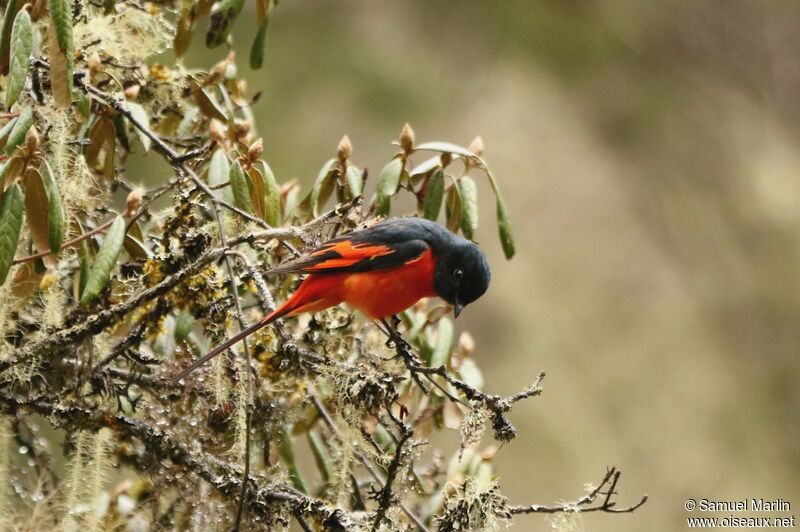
[{"left": 433, "top": 240, "right": 491, "bottom": 317}]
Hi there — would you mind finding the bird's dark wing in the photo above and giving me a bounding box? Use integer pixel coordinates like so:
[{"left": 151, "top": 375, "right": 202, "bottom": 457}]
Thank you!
[{"left": 267, "top": 224, "right": 430, "bottom": 275}]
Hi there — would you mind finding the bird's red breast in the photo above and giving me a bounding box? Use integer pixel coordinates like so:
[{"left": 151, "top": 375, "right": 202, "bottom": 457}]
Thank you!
[{"left": 282, "top": 248, "right": 436, "bottom": 320}]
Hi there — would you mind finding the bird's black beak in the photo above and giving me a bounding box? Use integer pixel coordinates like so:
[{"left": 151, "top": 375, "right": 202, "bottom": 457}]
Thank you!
[{"left": 453, "top": 298, "right": 463, "bottom": 318}]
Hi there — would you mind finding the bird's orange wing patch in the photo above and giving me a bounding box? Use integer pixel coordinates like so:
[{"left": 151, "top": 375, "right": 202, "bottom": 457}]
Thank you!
[{"left": 306, "top": 240, "right": 395, "bottom": 271}]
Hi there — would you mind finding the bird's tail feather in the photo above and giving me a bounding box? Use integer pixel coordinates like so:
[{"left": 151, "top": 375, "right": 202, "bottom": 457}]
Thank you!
[{"left": 172, "top": 303, "right": 291, "bottom": 383}]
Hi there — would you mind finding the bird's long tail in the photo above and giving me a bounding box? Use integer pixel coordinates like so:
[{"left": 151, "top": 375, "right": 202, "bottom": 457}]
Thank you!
[{"left": 172, "top": 303, "right": 291, "bottom": 383}]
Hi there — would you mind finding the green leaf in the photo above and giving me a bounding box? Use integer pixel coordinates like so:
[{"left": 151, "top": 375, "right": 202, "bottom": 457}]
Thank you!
[
  {"left": 206, "top": 0, "right": 245, "bottom": 48},
  {"left": 249, "top": 20, "right": 268, "bottom": 70},
  {"left": 375, "top": 194, "right": 390, "bottom": 216},
  {"left": 479, "top": 166, "right": 515, "bottom": 260},
  {"left": 40, "top": 161, "right": 65, "bottom": 254},
  {"left": 0, "top": 116, "right": 18, "bottom": 150},
  {"left": 309, "top": 158, "right": 336, "bottom": 217},
  {"left": 228, "top": 160, "right": 251, "bottom": 214},
  {"left": 345, "top": 163, "right": 362, "bottom": 200},
  {"left": 245, "top": 165, "right": 267, "bottom": 220},
  {"left": 430, "top": 317, "right": 453, "bottom": 369},
  {"left": 0, "top": 0, "right": 22, "bottom": 75},
  {"left": 49, "top": 0, "right": 73, "bottom": 52},
  {"left": 174, "top": 310, "right": 196, "bottom": 342},
  {"left": 0, "top": 183, "right": 24, "bottom": 285},
  {"left": 307, "top": 430, "right": 333, "bottom": 484},
  {"left": 458, "top": 176, "right": 478, "bottom": 240},
  {"left": 5, "top": 105, "right": 32, "bottom": 155},
  {"left": 260, "top": 160, "right": 281, "bottom": 226},
  {"left": 495, "top": 193, "right": 515, "bottom": 259},
  {"left": 80, "top": 216, "right": 126, "bottom": 305},
  {"left": 458, "top": 358, "right": 485, "bottom": 390},
  {"left": 207, "top": 149, "right": 234, "bottom": 204},
  {"left": 374, "top": 157, "right": 404, "bottom": 211},
  {"left": 410, "top": 155, "right": 441, "bottom": 177},
  {"left": 124, "top": 102, "right": 152, "bottom": 153},
  {"left": 422, "top": 168, "right": 444, "bottom": 221},
  {"left": 48, "top": 0, "right": 74, "bottom": 108},
  {"left": 278, "top": 428, "right": 307, "bottom": 494},
  {"left": 76, "top": 91, "right": 91, "bottom": 119},
  {"left": 78, "top": 238, "right": 90, "bottom": 296},
  {"left": 5, "top": 8, "right": 32, "bottom": 109},
  {"left": 415, "top": 141, "right": 477, "bottom": 160},
  {"left": 445, "top": 182, "right": 461, "bottom": 233}
]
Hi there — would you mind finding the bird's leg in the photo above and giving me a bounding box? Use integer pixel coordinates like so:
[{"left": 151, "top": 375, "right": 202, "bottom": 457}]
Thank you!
[
  {"left": 379, "top": 317, "right": 410, "bottom": 351},
  {"left": 378, "top": 317, "right": 428, "bottom": 393}
]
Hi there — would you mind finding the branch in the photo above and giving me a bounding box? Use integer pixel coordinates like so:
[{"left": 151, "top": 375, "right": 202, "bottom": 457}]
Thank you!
[
  {"left": 0, "top": 389, "right": 357, "bottom": 529},
  {"left": 508, "top": 467, "right": 648, "bottom": 515},
  {"left": 383, "top": 323, "right": 546, "bottom": 443},
  {"left": 371, "top": 412, "right": 414, "bottom": 531}
]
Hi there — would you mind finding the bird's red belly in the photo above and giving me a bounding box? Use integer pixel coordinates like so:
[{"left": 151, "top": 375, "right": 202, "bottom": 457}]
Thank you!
[{"left": 342, "top": 248, "right": 436, "bottom": 319}]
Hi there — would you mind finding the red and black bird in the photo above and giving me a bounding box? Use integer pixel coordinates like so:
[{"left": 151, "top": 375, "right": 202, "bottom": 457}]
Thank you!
[{"left": 175, "top": 217, "right": 491, "bottom": 380}]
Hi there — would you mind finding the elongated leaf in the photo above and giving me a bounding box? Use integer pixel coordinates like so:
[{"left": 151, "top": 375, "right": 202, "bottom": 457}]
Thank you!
[
  {"left": 309, "top": 158, "right": 336, "bottom": 217},
  {"left": 278, "top": 428, "right": 307, "bottom": 494},
  {"left": 260, "top": 160, "right": 281, "bottom": 226},
  {"left": 80, "top": 216, "right": 126, "bottom": 304},
  {"left": 0, "top": 0, "right": 22, "bottom": 75},
  {"left": 458, "top": 176, "right": 478, "bottom": 240},
  {"left": 0, "top": 116, "right": 18, "bottom": 151},
  {"left": 445, "top": 182, "right": 461, "bottom": 233},
  {"left": 188, "top": 78, "right": 227, "bottom": 121},
  {"left": 22, "top": 167, "right": 56, "bottom": 267},
  {"left": 411, "top": 155, "right": 441, "bottom": 177},
  {"left": 307, "top": 429, "right": 333, "bottom": 485},
  {"left": 41, "top": 162, "right": 65, "bottom": 254},
  {"left": 1, "top": 157, "right": 21, "bottom": 191},
  {"left": 415, "top": 141, "right": 477, "bottom": 159},
  {"left": 77, "top": 238, "right": 90, "bottom": 297},
  {"left": 207, "top": 149, "right": 234, "bottom": 204},
  {"left": 246, "top": 164, "right": 267, "bottom": 220},
  {"left": 5, "top": 106, "right": 32, "bottom": 155},
  {"left": 430, "top": 317, "right": 453, "bottom": 369},
  {"left": 345, "top": 163, "right": 362, "bottom": 200},
  {"left": 125, "top": 102, "right": 152, "bottom": 152},
  {"left": 228, "top": 160, "right": 251, "bottom": 214},
  {"left": 174, "top": 2, "right": 194, "bottom": 58},
  {"left": 49, "top": 0, "right": 73, "bottom": 52},
  {"left": 6, "top": 9, "right": 32, "bottom": 109},
  {"left": 458, "top": 358, "right": 485, "bottom": 390},
  {"left": 422, "top": 168, "right": 444, "bottom": 221},
  {"left": 12, "top": 261, "right": 41, "bottom": 300},
  {"left": 48, "top": 0, "right": 74, "bottom": 108},
  {"left": 495, "top": 194, "right": 515, "bottom": 259},
  {"left": 374, "top": 157, "right": 404, "bottom": 215},
  {"left": 250, "top": 20, "right": 268, "bottom": 70},
  {"left": 123, "top": 232, "right": 149, "bottom": 260},
  {"left": 206, "top": 0, "right": 245, "bottom": 48},
  {"left": 0, "top": 183, "right": 24, "bottom": 285}
]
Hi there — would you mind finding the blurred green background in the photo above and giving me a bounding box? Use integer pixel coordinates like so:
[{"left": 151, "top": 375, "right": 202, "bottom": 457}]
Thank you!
[{"left": 176, "top": 1, "right": 800, "bottom": 529}]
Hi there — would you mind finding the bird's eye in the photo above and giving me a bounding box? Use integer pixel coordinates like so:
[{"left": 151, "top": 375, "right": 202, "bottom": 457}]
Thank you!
[{"left": 453, "top": 268, "right": 464, "bottom": 281}]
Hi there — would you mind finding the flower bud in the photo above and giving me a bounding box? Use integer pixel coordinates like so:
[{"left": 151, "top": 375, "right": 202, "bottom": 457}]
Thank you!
[
  {"left": 400, "top": 123, "right": 415, "bottom": 153},
  {"left": 248, "top": 138, "right": 264, "bottom": 160},
  {"left": 337, "top": 134, "right": 352, "bottom": 163},
  {"left": 25, "top": 126, "right": 39, "bottom": 153},
  {"left": 209, "top": 119, "right": 226, "bottom": 145},
  {"left": 124, "top": 84, "right": 141, "bottom": 101},
  {"left": 125, "top": 188, "right": 144, "bottom": 218},
  {"left": 468, "top": 135, "right": 484, "bottom": 157},
  {"left": 88, "top": 52, "right": 102, "bottom": 77}
]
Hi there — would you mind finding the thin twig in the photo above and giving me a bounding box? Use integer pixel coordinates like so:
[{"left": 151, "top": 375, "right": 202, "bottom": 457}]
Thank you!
[{"left": 508, "top": 467, "right": 648, "bottom": 514}]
